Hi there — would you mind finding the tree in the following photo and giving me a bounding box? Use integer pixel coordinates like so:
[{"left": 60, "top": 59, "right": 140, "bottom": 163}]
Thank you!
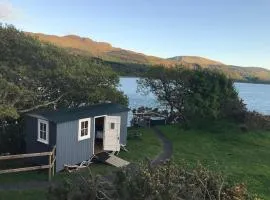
[
  {"left": 0, "top": 24, "right": 128, "bottom": 120},
  {"left": 138, "top": 66, "right": 189, "bottom": 121},
  {"left": 138, "top": 65, "right": 245, "bottom": 122}
]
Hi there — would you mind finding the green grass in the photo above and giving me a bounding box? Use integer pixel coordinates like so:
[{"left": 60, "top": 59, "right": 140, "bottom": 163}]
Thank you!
[
  {"left": 0, "top": 170, "right": 48, "bottom": 183},
  {"left": 0, "top": 189, "right": 46, "bottom": 200},
  {"left": 0, "top": 127, "right": 162, "bottom": 199},
  {"left": 119, "top": 127, "right": 162, "bottom": 162},
  {"left": 159, "top": 120, "right": 270, "bottom": 199},
  {"left": 0, "top": 128, "right": 161, "bottom": 183}
]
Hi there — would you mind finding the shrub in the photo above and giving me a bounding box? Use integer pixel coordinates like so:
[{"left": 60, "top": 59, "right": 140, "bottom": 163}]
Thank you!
[
  {"left": 47, "top": 173, "right": 118, "bottom": 200},
  {"left": 0, "top": 120, "right": 25, "bottom": 154},
  {"left": 47, "top": 161, "right": 253, "bottom": 200},
  {"left": 244, "top": 111, "right": 270, "bottom": 130}
]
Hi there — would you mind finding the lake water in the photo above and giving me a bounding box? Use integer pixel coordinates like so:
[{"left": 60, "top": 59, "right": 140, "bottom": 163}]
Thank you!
[{"left": 119, "top": 77, "right": 270, "bottom": 115}]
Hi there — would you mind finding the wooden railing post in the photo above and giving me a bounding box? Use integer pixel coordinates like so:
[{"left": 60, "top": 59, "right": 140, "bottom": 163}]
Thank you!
[
  {"left": 48, "top": 153, "right": 52, "bottom": 181},
  {"left": 52, "top": 146, "right": 56, "bottom": 177}
]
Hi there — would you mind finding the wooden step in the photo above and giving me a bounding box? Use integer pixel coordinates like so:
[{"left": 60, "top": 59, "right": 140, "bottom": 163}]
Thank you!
[{"left": 104, "top": 155, "right": 130, "bottom": 168}]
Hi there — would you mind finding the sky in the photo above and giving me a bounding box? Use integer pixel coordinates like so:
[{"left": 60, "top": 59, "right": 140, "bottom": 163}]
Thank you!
[{"left": 1, "top": 0, "right": 270, "bottom": 69}]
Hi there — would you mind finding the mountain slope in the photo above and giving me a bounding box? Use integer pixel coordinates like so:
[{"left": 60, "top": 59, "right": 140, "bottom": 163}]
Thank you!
[
  {"left": 26, "top": 32, "right": 173, "bottom": 65},
  {"left": 168, "top": 56, "right": 224, "bottom": 66},
  {"left": 26, "top": 32, "right": 270, "bottom": 83}
]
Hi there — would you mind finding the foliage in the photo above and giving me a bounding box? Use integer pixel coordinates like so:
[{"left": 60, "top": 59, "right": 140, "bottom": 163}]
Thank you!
[
  {"left": 104, "top": 59, "right": 150, "bottom": 76},
  {"left": 138, "top": 65, "right": 246, "bottom": 122},
  {"left": 244, "top": 111, "right": 270, "bottom": 130},
  {"left": 47, "top": 161, "right": 252, "bottom": 200},
  {"left": 0, "top": 119, "right": 25, "bottom": 154},
  {"left": 0, "top": 24, "right": 128, "bottom": 120}
]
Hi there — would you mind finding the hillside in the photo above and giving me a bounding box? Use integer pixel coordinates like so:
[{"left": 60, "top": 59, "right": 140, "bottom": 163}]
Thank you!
[
  {"left": 26, "top": 32, "right": 173, "bottom": 65},
  {"left": 27, "top": 32, "right": 270, "bottom": 82},
  {"left": 167, "top": 56, "right": 224, "bottom": 66}
]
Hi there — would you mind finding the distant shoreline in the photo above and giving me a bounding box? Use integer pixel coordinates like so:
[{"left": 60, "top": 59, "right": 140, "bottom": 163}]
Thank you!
[
  {"left": 120, "top": 76, "right": 270, "bottom": 85},
  {"left": 233, "top": 80, "right": 270, "bottom": 85}
]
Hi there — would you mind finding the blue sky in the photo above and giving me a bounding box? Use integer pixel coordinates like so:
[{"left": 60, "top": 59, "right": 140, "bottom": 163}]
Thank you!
[{"left": 1, "top": 0, "right": 270, "bottom": 68}]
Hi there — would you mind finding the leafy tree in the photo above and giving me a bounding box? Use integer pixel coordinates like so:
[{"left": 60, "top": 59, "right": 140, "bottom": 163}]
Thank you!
[
  {"left": 138, "top": 66, "right": 189, "bottom": 121},
  {"left": 138, "top": 65, "right": 245, "bottom": 122},
  {"left": 0, "top": 24, "right": 127, "bottom": 120}
]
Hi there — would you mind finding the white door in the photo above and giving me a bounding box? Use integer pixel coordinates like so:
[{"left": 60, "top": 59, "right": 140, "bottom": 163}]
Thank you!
[{"left": 103, "top": 116, "right": 121, "bottom": 151}]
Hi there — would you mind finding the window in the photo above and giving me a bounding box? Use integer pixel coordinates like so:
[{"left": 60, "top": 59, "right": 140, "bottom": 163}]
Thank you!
[
  {"left": 78, "top": 118, "right": 91, "bottom": 141},
  {"left": 110, "top": 123, "right": 115, "bottom": 130},
  {"left": 37, "top": 119, "right": 49, "bottom": 144}
]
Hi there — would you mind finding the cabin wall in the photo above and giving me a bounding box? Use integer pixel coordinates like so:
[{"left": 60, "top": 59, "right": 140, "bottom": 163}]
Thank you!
[
  {"left": 25, "top": 116, "right": 56, "bottom": 164},
  {"left": 55, "top": 111, "right": 128, "bottom": 172},
  {"left": 56, "top": 119, "right": 94, "bottom": 172}
]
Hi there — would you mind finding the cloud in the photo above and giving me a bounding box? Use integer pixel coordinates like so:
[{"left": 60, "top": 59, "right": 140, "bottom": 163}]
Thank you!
[{"left": 0, "top": 1, "right": 21, "bottom": 20}]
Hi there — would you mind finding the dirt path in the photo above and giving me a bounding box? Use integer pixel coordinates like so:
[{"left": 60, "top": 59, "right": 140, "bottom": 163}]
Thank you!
[{"left": 151, "top": 127, "right": 173, "bottom": 166}]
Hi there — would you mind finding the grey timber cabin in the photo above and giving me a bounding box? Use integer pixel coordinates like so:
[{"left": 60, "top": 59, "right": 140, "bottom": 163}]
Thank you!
[{"left": 24, "top": 103, "right": 129, "bottom": 172}]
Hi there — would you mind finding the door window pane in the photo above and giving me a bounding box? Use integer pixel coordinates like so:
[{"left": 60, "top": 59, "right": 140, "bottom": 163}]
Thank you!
[{"left": 110, "top": 123, "right": 115, "bottom": 130}]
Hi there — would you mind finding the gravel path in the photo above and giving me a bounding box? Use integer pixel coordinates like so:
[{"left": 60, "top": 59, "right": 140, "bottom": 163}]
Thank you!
[{"left": 150, "top": 126, "right": 173, "bottom": 166}]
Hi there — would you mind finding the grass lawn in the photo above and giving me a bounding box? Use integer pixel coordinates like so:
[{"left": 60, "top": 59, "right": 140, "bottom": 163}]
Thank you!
[
  {"left": 0, "top": 189, "right": 46, "bottom": 200},
  {"left": 159, "top": 120, "right": 270, "bottom": 199},
  {"left": 119, "top": 127, "right": 162, "bottom": 162},
  {"left": 0, "top": 127, "right": 162, "bottom": 200}
]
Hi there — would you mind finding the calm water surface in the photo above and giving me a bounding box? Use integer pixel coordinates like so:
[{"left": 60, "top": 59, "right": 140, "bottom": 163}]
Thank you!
[{"left": 119, "top": 77, "right": 270, "bottom": 115}]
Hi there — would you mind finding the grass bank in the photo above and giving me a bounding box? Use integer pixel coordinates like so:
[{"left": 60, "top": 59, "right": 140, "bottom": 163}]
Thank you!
[{"left": 159, "top": 120, "right": 270, "bottom": 198}]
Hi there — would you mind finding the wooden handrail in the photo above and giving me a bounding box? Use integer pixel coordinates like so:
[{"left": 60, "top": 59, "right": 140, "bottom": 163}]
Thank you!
[
  {"left": 0, "top": 165, "right": 50, "bottom": 174},
  {"left": 0, "top": 146, "right": 56, "bottom": 181},
  {"left": 0, "top": 152, "right": 52, "bottom": 160}
]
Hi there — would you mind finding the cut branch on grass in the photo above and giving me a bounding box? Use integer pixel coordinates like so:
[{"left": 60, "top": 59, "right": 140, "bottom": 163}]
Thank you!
[{"left": 218, "top": 180, "right": 224, "bottom": 200}]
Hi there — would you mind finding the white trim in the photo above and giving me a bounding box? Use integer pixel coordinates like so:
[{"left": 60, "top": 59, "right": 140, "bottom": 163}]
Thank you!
[
  {"left": 37, "top": 119, "right": 49, "bottom": 144},
  {"left": 78, "top": 118, "right": 91, "bottom": 141},
  {"left": 93, "top": 115, "right": 107, "bottom": 153}
]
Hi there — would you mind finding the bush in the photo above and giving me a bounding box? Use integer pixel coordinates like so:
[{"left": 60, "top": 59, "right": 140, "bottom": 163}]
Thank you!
[
  {"left": 47, "top": 173, "right": 118, "bottom": 200},
  {"left": 221, "top": 98, "right": 247, "bottom": 123},
  {"left": 244, "top": 111, "right": 270, "bottom": 130},
  {"left": 0, "top": 120, "right": 25, "bottom": 154},
  {"left": 47, "top": 161, "right": 253, "bottom": 200}
]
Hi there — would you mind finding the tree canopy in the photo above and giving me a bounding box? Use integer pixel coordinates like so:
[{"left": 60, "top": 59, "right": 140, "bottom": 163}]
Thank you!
[
  {"left": 138, "top": 65, "right": 246, "bottom": 122},
  {"left": 0, "top": 24, "right": 128, "bottom": 120}
]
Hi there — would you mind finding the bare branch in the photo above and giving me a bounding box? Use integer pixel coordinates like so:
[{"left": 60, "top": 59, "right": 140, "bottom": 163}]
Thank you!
[{"left": 18, "top": 93, "right": 66, "bottom": 113}]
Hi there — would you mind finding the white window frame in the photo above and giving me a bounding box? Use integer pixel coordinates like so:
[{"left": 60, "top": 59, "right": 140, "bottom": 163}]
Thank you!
[
  {"left": 78, "top": 118, "right": 91, "bottom": 141},
  {"left": 37, "top": 119, "right": 49, "bottom": 144}
]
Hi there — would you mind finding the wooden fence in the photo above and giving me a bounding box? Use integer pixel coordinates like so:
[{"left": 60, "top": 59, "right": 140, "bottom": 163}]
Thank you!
[{"left": 0, "top": 146, "right": 56, "bottom": 181}]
